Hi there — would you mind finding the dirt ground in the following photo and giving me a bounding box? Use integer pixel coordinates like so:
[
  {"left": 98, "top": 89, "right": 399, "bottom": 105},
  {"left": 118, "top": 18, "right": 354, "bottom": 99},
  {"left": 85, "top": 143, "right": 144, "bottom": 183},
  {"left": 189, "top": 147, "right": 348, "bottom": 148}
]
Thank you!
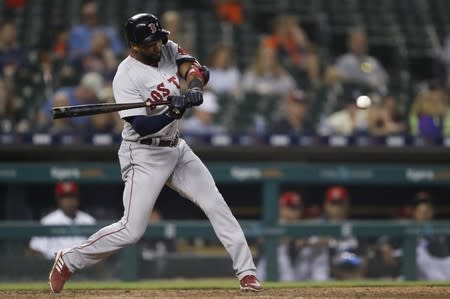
[{"left": 1, "top": 287, "right": 450, "bottom": 299}]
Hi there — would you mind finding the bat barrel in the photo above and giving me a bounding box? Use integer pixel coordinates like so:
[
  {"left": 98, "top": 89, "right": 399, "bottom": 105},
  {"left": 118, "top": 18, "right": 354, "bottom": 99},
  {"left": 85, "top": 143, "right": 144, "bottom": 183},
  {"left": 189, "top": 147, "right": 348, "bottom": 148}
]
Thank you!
[
  {"left": 52, "top": 108, "right": 70, "bottom": 119},
  {"left": 51, "top": 103, "right": 141, "bottom": 119},
  {"left": 51, "top": 107, "right": 92, "bottom": 119}
]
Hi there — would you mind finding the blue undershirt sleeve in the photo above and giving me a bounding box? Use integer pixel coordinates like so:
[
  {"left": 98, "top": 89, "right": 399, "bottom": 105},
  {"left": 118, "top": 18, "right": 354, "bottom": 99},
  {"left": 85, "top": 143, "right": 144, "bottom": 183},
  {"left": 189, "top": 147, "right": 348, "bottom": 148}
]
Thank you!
[{"left": 124, "top": 114, "right": 175, "bottom": 136}]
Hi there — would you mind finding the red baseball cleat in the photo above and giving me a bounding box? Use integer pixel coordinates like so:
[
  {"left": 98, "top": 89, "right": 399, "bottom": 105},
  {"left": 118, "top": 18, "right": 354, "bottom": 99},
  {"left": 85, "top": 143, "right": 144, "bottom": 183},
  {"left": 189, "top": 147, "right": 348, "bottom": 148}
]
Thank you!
[
  {"left": 49, "top": 250, "right": 72, "bottom": 293},
  {"left": 240, "top": 275, "right": 262, "bottom": 291}
]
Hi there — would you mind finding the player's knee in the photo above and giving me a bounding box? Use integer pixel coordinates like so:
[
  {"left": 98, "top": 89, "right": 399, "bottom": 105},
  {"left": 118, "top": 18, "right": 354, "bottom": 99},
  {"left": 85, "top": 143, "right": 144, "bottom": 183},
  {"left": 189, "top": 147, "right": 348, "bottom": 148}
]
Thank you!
[{"left": 126, "top": 228, "right": 145, "bottom": 244}]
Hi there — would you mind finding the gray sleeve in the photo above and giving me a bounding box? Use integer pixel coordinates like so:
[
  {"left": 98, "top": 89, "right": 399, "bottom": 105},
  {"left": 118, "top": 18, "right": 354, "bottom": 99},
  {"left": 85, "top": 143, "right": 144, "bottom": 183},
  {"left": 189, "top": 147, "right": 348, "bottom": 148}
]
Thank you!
[
  {"left": 165, "top": 40, "right": 196, "bottom": 65},
  {"left": 112, "top": 70, "right": 147, "bottom": 118}
]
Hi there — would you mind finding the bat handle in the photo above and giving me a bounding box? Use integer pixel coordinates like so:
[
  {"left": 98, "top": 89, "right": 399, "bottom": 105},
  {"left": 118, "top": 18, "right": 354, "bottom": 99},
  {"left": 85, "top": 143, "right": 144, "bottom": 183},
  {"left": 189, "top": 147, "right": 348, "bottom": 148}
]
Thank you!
[{"left": 146, "top": 98, "right": 173, "bottom": 109}]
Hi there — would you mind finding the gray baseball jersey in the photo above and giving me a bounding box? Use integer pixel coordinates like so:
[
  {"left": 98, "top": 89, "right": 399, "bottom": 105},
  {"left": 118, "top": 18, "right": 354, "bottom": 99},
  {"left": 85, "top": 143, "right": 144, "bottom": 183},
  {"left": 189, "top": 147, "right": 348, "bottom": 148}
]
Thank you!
[
  {"left": 60, "top": 40, "right": 257, "bottom": 280},
  {"left": 113, "top": 40, "right": 187, "bottom": 142}
]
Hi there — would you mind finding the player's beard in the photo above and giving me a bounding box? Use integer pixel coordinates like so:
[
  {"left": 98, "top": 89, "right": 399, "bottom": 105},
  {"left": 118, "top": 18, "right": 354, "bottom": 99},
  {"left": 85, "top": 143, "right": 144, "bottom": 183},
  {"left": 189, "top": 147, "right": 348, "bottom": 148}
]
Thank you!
[{"left": 139, "top": 52, "right": 161, "bottom": 66}]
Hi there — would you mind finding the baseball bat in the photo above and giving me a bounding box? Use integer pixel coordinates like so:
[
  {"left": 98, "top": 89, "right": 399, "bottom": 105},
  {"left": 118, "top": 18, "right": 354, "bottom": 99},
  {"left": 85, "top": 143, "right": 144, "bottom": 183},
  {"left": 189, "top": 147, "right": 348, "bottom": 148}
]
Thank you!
[{"left": 52, "top": 98, "right": 172, "bottom": 119}]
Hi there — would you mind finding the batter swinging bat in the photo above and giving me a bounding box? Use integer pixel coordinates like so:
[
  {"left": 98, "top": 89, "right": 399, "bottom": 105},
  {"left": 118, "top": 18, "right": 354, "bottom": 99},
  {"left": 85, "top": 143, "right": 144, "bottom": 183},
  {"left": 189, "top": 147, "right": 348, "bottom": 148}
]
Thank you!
[{"left": 52, "top": 98, "right": 172, "bottom": 119}]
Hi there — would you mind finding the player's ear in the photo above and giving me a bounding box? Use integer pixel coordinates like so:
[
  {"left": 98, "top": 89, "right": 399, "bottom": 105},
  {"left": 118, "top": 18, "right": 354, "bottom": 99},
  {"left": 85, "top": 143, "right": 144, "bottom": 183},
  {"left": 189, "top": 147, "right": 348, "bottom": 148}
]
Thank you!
[{"left": 130, "top": 42, "right": 139, "bottom": 51}]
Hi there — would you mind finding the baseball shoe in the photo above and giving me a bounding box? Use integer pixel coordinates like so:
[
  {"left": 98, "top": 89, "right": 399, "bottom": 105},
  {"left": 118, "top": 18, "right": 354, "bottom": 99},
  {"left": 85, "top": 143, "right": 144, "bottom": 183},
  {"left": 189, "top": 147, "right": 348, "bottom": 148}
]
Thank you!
[
  {"left": 240, "top": 275, "right": 262, "bottom": 292},
  {"left": 49, "top": 250, "right": 72, "bottom": 293}
]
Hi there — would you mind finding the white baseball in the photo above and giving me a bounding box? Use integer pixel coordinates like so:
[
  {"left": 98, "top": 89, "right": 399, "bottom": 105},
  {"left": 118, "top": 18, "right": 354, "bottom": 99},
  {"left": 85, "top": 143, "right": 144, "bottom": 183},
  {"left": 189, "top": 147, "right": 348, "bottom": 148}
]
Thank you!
[{"left": 356, "top": 95, "right": 372, "bottom": 109}]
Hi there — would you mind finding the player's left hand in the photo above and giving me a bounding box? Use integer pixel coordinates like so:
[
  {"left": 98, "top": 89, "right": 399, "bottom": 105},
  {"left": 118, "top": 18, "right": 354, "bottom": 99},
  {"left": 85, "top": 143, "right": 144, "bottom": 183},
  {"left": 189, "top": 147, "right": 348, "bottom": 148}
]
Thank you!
[{"left": 186, "top": 87, "right": 203, "bottom": 107}]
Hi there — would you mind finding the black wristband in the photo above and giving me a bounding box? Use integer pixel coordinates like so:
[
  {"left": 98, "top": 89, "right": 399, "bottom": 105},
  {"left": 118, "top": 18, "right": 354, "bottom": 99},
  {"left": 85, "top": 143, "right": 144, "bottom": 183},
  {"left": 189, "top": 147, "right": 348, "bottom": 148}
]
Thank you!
[{"left": 188, "top": 78, "right": 203, "bottom": 90}]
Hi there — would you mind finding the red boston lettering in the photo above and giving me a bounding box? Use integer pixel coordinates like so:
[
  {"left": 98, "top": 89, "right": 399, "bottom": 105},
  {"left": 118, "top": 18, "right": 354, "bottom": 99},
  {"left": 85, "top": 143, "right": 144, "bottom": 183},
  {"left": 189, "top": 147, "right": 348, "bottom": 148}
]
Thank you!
[
  {"left": 150, "top": 90, "right": 163, "bottom": 102},
  {"left": 168, "top": 76, "right": 180, "bottom": 89},
  {"left": 157, "top": 83, "right": 170, "bottom": 96}
]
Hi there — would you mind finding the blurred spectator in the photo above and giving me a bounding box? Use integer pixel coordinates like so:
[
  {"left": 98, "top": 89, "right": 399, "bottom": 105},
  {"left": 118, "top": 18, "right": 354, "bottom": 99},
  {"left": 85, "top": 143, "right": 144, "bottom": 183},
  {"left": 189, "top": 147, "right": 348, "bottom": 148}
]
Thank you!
[
  {"left": 161, "top": 11, "right": 194, "bottom": 54},
  {"left": 53, "top": 63, "right": 80, "bottom": 89},
  {"left": 28, "top": 181, "right": 96, "bottom": 259},
  {"left": 0, "top": 73, "right": 32, "bottom": 133},
  {"left": 270, "top": 89, "right": 313, "bottom": 134},
  {"left": 37, "top": 92, "right": 76, "bottom": 134},
  {"left": 242, "top": 43, "right": 296, "bottom": 96},
  {"left": 319, "top": 90, "right": 369, "bottom": 135},
  {"left": 0, "top": 77, "right": 15, "bottom": 132},
  {"left": 413, "top": 192, "right": 450, "bottom": 280},
  {"left": 216, "top": 0, "right": 243, "bottom": 26},
  {"left": 442, "top": 34, "right": 450, "bottom": 86},
  {"left": 71, "top": 30, "right": 118, "bottom": 81},
  {"left": 263, "top": 15, "right": 320, "bottom": 86},
  {"left": 215, "top": 0, "right": 243, "bottom": 45},
  {"left": 5, "top": 0, "right": 25, "bottom": 9},
  {"left": 38, "top": 24, "right": 71, "bottom": 91},
  {"left": 257, "top": 191, "right": 329, "bottom": 281},
  {"left": 0, "top": 20, "right": 29, "bottom": 80},
  {"left": 50, "top": 24, "right": 70, "bottom": 61},
  {"left": 409, "top": 80, "right": 450, "bottom": 139},
  {"left": 368, "top": 93, "right": 406, "bottom": 136},
  {"left": 324, "top": 186, "right": 350, "bottom": 223},
  {"left": 367, "top": 191, "right": 440, "bottom": 279},
  {"left": 364, "top": 224, "right": 403, "bottom": 281},
  {"left": 365, "top": 199, "right": 409, "bottom": 279},
  {"left": 182, "top": 91, "right": 226, "bottom": 135},
  {"left": 367, "top": 235, "right": 402, "bottom": 280},
  {"left": 207, "top": 43, "right": 241, "bottom": 97},
  {"left": 38, "top": 72, "right": 104, "bottom": 128},
  {"left": 85, "top": 111, "right": 121, "bottom": 134},
  {"left": 323, "top": 186, "right": 365, "bottom": 280},
  {"left": 68, "top": 1, "right": 124, "bottom": 58},
  {"left": 414, "top": 192, "right": 434, "bottom": 222},
  {"left": 87, "top": 86, "right": 122, "bottom": 134},
  {"left": 369, "top": 191, "right": 450, "bottom": 280},
  {"left": 325, "top": 29, "right": 388, "bottom": 94}
]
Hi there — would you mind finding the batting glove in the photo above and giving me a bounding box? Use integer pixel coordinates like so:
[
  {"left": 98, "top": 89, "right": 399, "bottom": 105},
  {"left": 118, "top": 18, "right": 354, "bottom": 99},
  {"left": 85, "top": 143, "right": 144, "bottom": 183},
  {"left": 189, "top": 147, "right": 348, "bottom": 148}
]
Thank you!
[{"left": 186, "top": 87, "right": 203, "bottom": 107}]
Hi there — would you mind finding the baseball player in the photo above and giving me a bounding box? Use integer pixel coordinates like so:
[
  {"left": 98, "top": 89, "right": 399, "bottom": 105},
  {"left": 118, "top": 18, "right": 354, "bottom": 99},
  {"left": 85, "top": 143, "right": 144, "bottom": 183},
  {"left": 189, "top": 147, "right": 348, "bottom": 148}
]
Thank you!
[
  {"left": 48, "top": 13, "right": 261, "bottom": 293},
  {"left": 257, "top": 192, "right": 329, "bottom": 281},
  {"left": 29, "top": 181, "right": 96, "bottom": 259}
]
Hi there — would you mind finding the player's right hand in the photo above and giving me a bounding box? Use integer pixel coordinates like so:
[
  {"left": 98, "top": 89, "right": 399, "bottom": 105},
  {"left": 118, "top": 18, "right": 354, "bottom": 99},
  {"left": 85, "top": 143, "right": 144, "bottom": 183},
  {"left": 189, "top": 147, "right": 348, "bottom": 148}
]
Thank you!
[{"left": 166, "top": 95, "right": 188, "bottom": 119}]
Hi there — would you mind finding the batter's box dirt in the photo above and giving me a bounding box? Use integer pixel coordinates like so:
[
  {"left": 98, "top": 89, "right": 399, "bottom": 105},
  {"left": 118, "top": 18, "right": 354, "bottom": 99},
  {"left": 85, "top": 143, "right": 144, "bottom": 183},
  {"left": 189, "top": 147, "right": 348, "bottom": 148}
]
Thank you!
[{"left": 1, "top": 287, "right": 450, "bottom": 299}]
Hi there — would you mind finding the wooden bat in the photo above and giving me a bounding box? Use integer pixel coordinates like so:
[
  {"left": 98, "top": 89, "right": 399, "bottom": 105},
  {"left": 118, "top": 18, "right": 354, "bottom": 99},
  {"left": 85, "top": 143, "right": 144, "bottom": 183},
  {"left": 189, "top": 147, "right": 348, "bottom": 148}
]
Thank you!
[{"left": 51, "top": 98, "right": 172, "bottom": 119}]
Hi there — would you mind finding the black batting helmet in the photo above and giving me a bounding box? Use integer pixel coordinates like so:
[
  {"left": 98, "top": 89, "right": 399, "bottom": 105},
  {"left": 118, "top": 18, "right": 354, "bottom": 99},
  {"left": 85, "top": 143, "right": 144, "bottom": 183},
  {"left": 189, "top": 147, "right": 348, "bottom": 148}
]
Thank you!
[{"left": 125, "top": 13, "right": 170, "bottom": 46}]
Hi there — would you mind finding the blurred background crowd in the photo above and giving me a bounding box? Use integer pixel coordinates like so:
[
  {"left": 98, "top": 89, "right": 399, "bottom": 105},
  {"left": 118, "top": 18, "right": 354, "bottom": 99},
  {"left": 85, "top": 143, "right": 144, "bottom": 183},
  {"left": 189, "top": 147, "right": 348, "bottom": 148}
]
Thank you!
[{"left": 1, "top": 0, "right": 450, "bottom": 141}]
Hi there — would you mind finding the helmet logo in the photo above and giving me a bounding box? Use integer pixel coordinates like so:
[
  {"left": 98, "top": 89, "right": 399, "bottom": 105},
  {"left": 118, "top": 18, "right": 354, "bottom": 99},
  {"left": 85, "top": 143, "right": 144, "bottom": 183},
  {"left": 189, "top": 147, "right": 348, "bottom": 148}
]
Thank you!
[{"left": 148, "top": 23, "right": 157, "bottom": 33}]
